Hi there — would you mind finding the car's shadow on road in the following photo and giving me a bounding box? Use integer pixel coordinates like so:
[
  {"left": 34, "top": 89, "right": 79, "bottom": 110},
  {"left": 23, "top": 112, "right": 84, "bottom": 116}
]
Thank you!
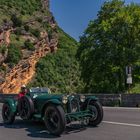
[
  {"left": 0, "top": 120, "right": 58, "bottom": 138},
  {"left": 0, "top": 120, "right": 93, "bottom": 138}
]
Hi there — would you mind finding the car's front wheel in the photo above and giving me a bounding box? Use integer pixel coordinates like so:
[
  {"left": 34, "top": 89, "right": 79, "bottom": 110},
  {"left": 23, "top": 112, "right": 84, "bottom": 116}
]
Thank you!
[
  {"left": 44, "top": 105, "right": 66, "bottom": 136},
  {"left": 2, "top": 103, "right": 15, "bottom": 124},
  {"left": 88, "top": 101, "right": 103, "bottom": 126}
]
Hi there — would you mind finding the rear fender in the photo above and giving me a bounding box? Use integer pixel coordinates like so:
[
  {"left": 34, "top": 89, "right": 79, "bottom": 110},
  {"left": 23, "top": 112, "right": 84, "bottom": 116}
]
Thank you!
[{"left": 4, "top": 98, "right": 17, "bottom": 113}]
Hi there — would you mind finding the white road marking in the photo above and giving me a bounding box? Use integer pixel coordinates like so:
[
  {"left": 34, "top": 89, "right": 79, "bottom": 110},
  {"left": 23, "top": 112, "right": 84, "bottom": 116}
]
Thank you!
[
  {"left": 103, "top": 107, "right": 140, "bottom": 110},
  {"left": 103, "top": 121, "right": 140, "bottom": 127}
]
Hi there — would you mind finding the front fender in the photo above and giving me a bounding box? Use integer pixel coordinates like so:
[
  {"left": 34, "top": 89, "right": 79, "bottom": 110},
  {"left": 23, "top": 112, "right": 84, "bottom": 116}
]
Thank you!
[
  {"left": 44, "top": 99, "right": 62, "bottom": 106},
  {"left": 83, "top": 96, "right": 98, "bottom": 109},
  {"left": 41, "top": 99, "right": 62, "bottom": 117},
  {"left": 4, "top": 98, "right": 17, "bottom": 113},
  {"left": 86, "top": 96, "right": 98, "bottom": 103}
]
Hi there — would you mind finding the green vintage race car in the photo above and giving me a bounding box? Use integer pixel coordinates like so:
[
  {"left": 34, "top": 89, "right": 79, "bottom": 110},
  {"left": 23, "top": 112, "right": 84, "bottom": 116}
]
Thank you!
[{"left": 2, "top": 87, "right": 103, "bottom": 136}]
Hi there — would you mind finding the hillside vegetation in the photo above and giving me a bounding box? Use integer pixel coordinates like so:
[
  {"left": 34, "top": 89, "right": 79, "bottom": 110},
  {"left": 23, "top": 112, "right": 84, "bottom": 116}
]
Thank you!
[
  {"left": 0, "top": 0, "right": 52, "bottom": 67},
  {"left": 0, "top": 0, "right": 84, "bottom": 94},
  {"left": 29, "top": 28, "right": 84, "bottom": 93}
]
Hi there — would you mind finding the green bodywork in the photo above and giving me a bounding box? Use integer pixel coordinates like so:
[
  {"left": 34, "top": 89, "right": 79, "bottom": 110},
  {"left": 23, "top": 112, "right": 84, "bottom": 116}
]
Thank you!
[
  {"left": 30, "top": 94, "right": 62, "bottom": 115},
  {"left": 4, "top": 88, "right": 98, "bottom": 123},
  {"left": 4, "top": 98, "right": 17, "bottom": 113}
]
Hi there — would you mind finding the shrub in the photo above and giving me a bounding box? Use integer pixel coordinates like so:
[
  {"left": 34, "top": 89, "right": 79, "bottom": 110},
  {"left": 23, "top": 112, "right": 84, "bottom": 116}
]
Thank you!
[
  {"left": 21, "top": 10, "right": 26, "bottom": 15},
  {"left": 0, "top": 45, "right": 7, "bottom": 55},
  {"left": 11, "top": 14, "right": 22, "bottom": 27},
  {"left": 24, "top": 40, "right": 35, "bottom": 51},
  {"left": 6, "top": 44, "right": 22, "bottom": 65},
  {"left": 24, "top": 25, "right": 30, "bottom": 32},
  {"left": 30, "top": 28, "right": 40, "bottom": 38},
  {"left": 14, "top": 28, "right": 22, "bottom": 36},
  {"left": 36, "top": 17, "right": 43, "bottom": 23},
  {"left": 3, "top": 19, "right": 8, "bottom": 24}
]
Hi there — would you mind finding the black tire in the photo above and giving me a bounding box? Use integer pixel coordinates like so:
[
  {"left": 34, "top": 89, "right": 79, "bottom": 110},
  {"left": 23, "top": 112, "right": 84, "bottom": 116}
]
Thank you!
[
  {"left": 88, "top": 101, "right": 103, "bottom": 126},
  {"left": 44, "top": 105, "right": 66, "bottom": 136},
  {"left": 2, "top": 103, "right": 15, "bottom": 124},
  {"left": 18, "top": 96, "right": 34, "bottom": 120}
]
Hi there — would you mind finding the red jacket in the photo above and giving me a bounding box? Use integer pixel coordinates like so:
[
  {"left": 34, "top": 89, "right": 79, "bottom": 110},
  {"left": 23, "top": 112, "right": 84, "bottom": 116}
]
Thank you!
[{"left": 18, "top": 92, "right": 26, "bottom": 99}]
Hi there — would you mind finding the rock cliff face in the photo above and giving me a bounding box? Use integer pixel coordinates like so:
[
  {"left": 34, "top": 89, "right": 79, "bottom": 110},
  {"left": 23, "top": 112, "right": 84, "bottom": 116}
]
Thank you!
[{"left": 0, "top": 0, "right": 58, "bottom": 93}]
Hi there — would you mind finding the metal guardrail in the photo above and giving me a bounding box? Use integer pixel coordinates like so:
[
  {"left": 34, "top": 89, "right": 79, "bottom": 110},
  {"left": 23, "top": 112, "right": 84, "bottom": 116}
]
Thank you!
[
  {"left": 92, "top": 94, "right": 140, "bottom": 107},
  {"left": 1, "top": 93, "right": 140, "bottom": 107}
]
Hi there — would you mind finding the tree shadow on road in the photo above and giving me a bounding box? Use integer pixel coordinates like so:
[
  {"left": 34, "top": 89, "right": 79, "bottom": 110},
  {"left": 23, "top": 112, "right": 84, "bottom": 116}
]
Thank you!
[{"left": 0, "top": 120, "right": 89, "bottom": 138}]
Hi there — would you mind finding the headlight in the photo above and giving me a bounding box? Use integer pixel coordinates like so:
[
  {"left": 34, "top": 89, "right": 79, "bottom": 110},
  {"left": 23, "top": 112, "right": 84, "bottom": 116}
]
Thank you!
[
  {"left": 80, "top": 95, "right": 86, "bottom": 102},
  {"left": 62, "top": 95, "right": 68, "bottom": 104}
]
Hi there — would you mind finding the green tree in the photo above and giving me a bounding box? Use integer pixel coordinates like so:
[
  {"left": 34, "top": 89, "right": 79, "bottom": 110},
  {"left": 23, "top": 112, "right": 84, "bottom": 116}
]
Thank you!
[{"left": 77, "top": 0, "right": 140, "bottom": 93}]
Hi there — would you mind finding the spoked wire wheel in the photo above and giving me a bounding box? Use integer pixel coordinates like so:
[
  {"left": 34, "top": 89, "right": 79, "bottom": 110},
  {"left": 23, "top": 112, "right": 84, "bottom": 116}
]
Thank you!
[
  {"left": 44, "top": 105, "right": 66, "bottom": 136},
  {"left": 87, "top": 101, "right": 103, "bottom": 126}
]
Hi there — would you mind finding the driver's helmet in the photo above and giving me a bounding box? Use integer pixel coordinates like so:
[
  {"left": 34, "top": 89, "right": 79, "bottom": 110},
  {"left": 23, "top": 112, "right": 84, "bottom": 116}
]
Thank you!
[
  {"left": 21, "top": 85, "right": 27, "bottom": 92},
  {"left": 21, "top": 85, "right": 26, "bottom": 90},
  {"left": 21, "top": 85, "right": 26, "bottom": 88}
]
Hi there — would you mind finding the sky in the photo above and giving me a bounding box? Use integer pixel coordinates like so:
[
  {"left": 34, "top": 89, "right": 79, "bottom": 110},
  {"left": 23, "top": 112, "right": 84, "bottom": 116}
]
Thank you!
[{"left": 50, "top": 0, "right": 140, "bottom": 41}]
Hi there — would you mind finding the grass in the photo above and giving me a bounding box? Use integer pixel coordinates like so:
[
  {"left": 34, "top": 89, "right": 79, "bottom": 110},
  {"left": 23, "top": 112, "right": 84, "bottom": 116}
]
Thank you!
[{"left": 129, "top": 84, "right": 140, "bottom": 93}]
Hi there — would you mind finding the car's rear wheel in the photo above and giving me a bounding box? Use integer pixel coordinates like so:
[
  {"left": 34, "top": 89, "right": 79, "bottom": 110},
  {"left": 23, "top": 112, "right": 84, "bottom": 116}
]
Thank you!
[
  {"left": 88, "top": 101, "right": 103, "bottom": 126},
  {"left": 44, "top": 105, "right": 66, "bottom": 136},
  {"left": 18, "top": 96, "right": 34, "bottom": 120},
  {"left": 2, "top": 103, "right": 15, "bottom": 124}
]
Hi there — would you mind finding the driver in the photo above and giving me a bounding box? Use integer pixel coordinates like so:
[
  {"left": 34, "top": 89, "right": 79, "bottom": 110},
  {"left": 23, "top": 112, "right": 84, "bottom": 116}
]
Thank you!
[{"left": 18, "top": 85, "right": 28, "bottom": 98}]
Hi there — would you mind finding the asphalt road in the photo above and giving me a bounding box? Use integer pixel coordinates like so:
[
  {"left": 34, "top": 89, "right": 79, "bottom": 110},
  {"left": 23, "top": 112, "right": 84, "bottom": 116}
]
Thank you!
[{"left": 0, "top": 104, "right": 140, "bottom": 140}]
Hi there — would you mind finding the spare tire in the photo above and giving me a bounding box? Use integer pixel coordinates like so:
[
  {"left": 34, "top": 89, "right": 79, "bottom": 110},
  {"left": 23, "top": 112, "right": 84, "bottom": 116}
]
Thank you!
[{"left": 18, "top": 96, "right": 34, "bottom": 120}]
